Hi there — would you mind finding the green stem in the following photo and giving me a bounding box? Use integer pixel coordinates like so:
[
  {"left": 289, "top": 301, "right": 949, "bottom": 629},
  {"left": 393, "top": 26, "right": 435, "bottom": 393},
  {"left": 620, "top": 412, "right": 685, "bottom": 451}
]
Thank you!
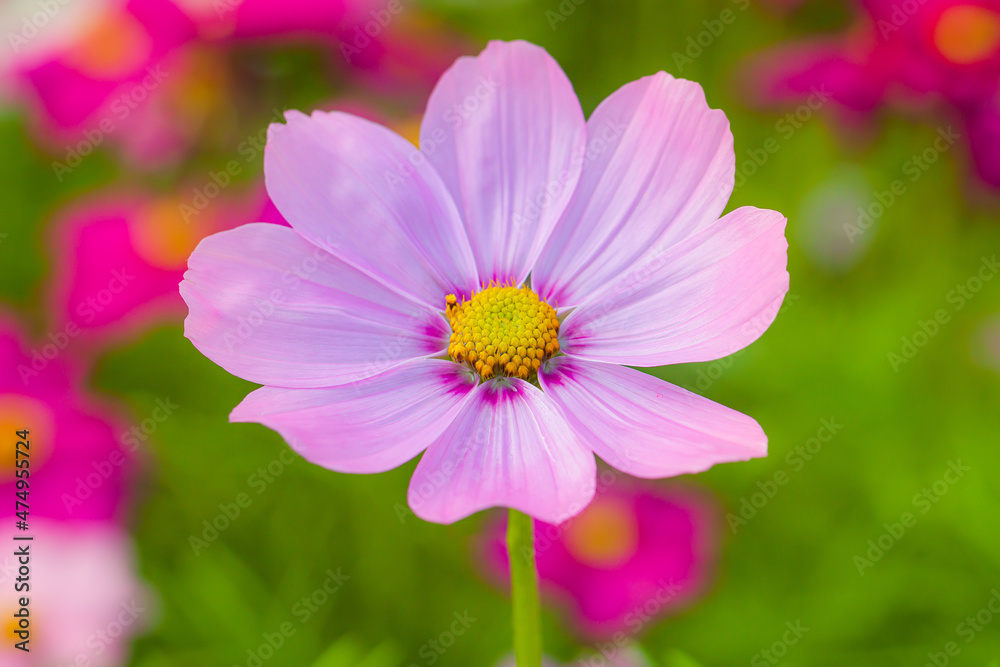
[{"left": 508, "top": 508, "right": 542, "bottom": 667}]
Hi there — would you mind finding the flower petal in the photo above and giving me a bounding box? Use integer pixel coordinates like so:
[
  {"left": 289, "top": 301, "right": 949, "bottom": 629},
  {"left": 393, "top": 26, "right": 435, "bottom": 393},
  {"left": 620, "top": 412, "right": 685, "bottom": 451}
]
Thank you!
[
  {"left": 181, "top": 223, "right": 447, "bottom": 388},
  {"left": 264, "top": 109, "right": 479, "bottom": 307},
  {"left": 533, "top": 73, "right": 735, "bottom": 308},
  {"left": 408, "top": 378, "right": 595, "bottom": 524},
  {"left": 540, "top": 357, "right": 767, "bottom": 478},
  {"left": 561, "top": 206, "right": 789, "bottom": 366},
  {"left": 420, "top": 40, "right": 586, "bottom": 284},
  {"left": 230, "top": 360, "right": 477, "bottom": 473}
]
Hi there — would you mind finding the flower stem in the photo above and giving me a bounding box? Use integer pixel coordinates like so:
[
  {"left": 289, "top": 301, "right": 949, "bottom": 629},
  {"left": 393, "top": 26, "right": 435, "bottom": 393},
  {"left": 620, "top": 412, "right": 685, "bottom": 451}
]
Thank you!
[{"left": 508, "top": 508, "right": 542, "bottom": 667}]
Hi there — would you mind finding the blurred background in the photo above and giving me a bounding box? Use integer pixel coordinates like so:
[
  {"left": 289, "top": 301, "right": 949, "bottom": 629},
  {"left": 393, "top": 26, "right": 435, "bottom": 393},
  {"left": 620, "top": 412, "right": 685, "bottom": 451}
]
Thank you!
[{"left": 1, "top": 0, "right": 999, "bottom": 665}]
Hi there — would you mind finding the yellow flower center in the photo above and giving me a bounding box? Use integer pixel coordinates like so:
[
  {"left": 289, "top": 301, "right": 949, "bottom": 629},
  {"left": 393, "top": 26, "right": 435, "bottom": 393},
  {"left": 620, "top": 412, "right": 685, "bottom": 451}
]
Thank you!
[
  {"left": 934, "top": 5, "right": 1000, "bottom": 65},
  {"left": 445, "top": 282, "right": 560, "bottom": 381},
  {"left": 563, "top": 497, "right": 640, "bottom": 569}
]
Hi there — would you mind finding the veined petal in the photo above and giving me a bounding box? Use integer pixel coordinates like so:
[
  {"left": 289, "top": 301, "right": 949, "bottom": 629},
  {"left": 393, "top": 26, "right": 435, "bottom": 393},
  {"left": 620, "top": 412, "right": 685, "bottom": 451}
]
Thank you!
[
  {"left": 264, "top": 109, "right": 479, "bottom": 307},
  {"left": 561, "top": 207, "right": 789, "bottom": 367},
  {"left": 408, "top": 378, "right": 595, "bottom": 524},
  {"left": 181, "top": 223, "right": 447, "bottom": 388},
  {"left": 230, "top": 360, "right": 477, "bottom": 474},
  {"left": 540, "top": 357, "right": 767, "bottom": 478},
  {"left": 533, "top": 73, "right": 735, "bottom": 308},
  {"left": 421, "top": 40, "right": 586, "bottom": 284}
]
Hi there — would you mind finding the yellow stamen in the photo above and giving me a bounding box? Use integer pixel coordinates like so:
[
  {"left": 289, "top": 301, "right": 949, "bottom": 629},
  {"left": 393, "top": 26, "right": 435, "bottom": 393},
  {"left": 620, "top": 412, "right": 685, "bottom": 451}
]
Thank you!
[{"left": 445, "top": 281, "right": 560, "bottom": 381}]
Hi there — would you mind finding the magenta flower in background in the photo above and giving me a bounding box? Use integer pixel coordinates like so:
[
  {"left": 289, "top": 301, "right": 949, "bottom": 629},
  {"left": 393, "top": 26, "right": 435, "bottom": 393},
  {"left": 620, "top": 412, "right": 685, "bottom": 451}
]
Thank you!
[
  {"left": 743, "top": 0, "right": 1000, "bottom": 187},
  {"left": 0, "top": 518, "right": 152, "bottom": 666},
  {"left": 182, "top": 40, "right": 789, "bottom": 525},
  {"left": 0, "top": 315, "right": 132, "bottom": 522},
  {"left": 0, "top": 0, "right": 200, "bottom": 166},
  {"left": 0, "top": 0, "right": 457, "bottom": 168},
  {"left": 47, "top": 187, "right": 286, "bottom": 346},
  {"left": 482, "top": 482, "right": 716, "bottom": 639}
]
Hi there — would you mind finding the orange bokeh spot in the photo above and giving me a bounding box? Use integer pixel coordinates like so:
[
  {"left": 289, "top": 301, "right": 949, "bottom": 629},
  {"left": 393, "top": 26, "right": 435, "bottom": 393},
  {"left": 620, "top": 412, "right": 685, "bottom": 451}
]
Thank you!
[
  {"left": 934, "top": 5, "right": 1000, "bottom": 64},
  {"left": 66, "top": 9, "right": 152, "bottom": 79},
  {"left": 0, "top": 395, "right": 55, "bottom": 482},
  {"left": 563, "top": 497, "right": 640, "bottom": 569},
  {"left": 130, "top": 198, "right": 211, "bottom": 270}
]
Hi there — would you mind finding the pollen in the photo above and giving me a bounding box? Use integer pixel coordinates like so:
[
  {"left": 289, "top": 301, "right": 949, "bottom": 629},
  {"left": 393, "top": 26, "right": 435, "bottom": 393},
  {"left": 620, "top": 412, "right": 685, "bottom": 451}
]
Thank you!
[{"left": 445, "top": 282, "right": 560, "bottom": 381}]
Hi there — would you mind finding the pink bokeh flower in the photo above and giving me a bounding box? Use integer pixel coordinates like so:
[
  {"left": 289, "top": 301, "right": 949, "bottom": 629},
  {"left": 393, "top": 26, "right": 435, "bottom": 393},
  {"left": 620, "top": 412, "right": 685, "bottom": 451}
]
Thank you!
[
  {"left": 182, "top": 40, "right": 789, "bottom": 525},
  {"left": 744, "top": 0, "right": 1000, "bottom": 187},
  {"left": 0, "top": 315, "right": 132, "bottom": 522},
  {"left": 482, "top": 482, "right": 716, "bottom": 639},
  {"left": 0, "top": 0, "right": 456, "bottom": 168},
  {"left": 47, "top": 187, "right": 286, "bottom": 346},
  {"left": 0, "top": 519, "right": 152, "bottom": 667}
]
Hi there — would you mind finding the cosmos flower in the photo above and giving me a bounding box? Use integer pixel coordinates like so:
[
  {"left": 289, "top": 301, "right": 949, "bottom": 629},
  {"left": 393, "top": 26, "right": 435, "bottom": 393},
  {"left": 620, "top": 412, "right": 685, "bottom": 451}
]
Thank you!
[
  {"left": 482, "top": 482, "right": 715, "bottom": 638},
  {"left": 743, "top": 0, "right": 1000, "bottom": 186},
  {"left": 182, "top": 40, "right": 789, "bottom": 525},
  {"left": 0, "top": 519, "right": 152, "bottom": 667},
  {"left": 47, "top": 187, "right": 285, "bottom": 345},
  {"left": 0, "top": 315, "right": 131, "bottom": 522}
]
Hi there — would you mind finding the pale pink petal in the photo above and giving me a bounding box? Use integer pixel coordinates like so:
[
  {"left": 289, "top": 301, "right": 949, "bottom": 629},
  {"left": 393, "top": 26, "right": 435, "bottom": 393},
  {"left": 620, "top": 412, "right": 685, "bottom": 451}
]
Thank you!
[
  {"left": 420, "top": 40, "right": 586, "bottom": 284},
  {"left": 533, "top": 73, "right": 734, "bottom": 308},
  {"left": 264, "top": 109, "right": 479, "bottom": 307},
  {"left": 181, "top": 223, "right": 447, "bottom": 388},
  {"left": 540, "top": 357, "right": 767, "bottom": 477},
  {"left": 230, "top": 360, "right": 476, "bottom": 473},
  {"left": 560, "top": 207, "right": 789, "bottom": 366},
  {"left": 408, "top": 378, "right": 595, "bottom": 524}
]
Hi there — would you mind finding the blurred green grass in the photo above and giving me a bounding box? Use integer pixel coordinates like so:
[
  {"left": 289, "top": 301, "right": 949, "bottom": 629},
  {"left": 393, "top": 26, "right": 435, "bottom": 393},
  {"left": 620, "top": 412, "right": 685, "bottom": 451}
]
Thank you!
[{"left": 4, "top": 0, "right": 1000, "bottom": 665}]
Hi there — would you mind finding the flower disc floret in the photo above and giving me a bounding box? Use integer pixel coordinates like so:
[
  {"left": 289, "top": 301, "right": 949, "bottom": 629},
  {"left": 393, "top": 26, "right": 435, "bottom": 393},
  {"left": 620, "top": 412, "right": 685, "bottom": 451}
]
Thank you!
[{"left": 445, "top": 282, "right": 560, "bottom": 380}]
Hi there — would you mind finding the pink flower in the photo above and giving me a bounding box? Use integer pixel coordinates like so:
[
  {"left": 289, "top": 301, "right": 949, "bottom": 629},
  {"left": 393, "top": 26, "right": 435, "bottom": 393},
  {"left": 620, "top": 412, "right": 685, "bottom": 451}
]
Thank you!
[
  {"left": 1, "top": 0, "right": 453, "bottom": 167},
  {"left": 182, "top": 40, "right": 789, "bottom": 525},
  {"left": 0, "top": 519, "right": 152, "bottom": 667},
  {"left": 0, "top": 315, "right": 131, "bottom": 522},
  {"left": 743, "top": 0, "right": 1000, "bottom": 186},
  {"left": 481, "top": 482, "right": 716, "bottom": 638},
  {"left": 47, "top": 187, "right": 285, "bottom": 345}
]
